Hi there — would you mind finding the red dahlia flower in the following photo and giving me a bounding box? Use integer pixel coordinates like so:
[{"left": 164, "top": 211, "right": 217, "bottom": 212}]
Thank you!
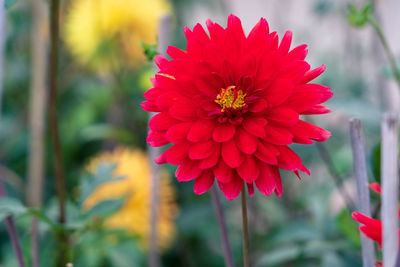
[{"left": 142, "top": 14, "right": 332, "bottom": 200}]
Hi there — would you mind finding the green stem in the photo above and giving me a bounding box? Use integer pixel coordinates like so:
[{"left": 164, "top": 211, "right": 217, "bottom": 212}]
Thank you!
[
  {"left": 241, "top": 186, "right": 250, "bottom": 267},
  {"left": 368, "top": 17, "right": 400, "bottom": 89}
]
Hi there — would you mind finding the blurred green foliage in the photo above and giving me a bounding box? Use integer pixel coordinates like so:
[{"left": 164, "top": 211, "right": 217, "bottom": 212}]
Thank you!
[{"left": 347, "top": 3, "right": 373, "bottom": 28}]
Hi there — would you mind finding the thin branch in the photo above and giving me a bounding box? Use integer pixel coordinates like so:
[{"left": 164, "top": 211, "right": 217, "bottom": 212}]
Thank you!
[
  {"left": 211, "top": 185, "right": 235, "bottom": 267},
  {"left": 0, "top": 173, "right": 26, "bottom": 267},
  {"left": 368, "top": 17, "right": 400, "bottom": 89},
  {"left": 315, "top": 141, "right": 356, "bottom": 210},
  {"left": 241, "top": 186, "right": 249, "bottom": 267},
  {"left": 48, "top": 0, "right": 68, "bottom": 264}
]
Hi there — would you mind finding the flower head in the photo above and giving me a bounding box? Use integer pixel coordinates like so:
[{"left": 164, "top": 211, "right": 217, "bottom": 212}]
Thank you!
[
  {"left": 84, "top": 147, "right": 178, "bottom": 250},
  {"left": 142, "top": 15, "right": 332, "bottom": 200},
  {"left": 64, "top": 0, "right": 170, "bottom": 70}
]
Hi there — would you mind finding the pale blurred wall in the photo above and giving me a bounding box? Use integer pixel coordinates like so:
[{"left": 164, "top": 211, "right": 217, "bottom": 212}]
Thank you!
[{"left": 178, "top": 0, "right": 400, "bottom": 112}]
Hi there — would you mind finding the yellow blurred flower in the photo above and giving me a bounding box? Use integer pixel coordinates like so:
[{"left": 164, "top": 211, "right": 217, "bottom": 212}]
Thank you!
[
  {"left": 64, "top": 0, "right": 171, "bottom": 70},
  {"left": 84, "top": 147, "right": 178, "bottom": 250}
]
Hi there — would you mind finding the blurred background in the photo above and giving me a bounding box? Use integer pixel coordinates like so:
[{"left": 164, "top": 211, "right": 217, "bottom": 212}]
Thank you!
[{"left": 0, "top": 0, "right": 399, "bottom": 266}]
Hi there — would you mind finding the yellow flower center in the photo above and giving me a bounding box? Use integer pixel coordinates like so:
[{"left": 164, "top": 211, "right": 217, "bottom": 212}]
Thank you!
[{"left": 215, "top": 86, "right": 246, "bottom": 112}]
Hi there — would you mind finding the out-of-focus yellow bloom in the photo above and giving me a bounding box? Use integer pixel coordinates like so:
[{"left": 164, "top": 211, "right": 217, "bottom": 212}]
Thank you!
[
  {"left": 64, "top": 0, "right": 170, "bottom": 70},
  {"left": 84, "top": 147, "right": 178, "bottom": 250}
]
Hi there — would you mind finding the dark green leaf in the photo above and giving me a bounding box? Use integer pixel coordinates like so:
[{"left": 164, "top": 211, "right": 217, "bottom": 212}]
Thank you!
[{"left": 83, "top": 197, "right": 126, "bottom": 219}]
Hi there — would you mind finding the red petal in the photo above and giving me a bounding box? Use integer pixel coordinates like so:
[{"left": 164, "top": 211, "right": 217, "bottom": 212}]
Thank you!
[
  {"left": 278, "top": 31, "right": 292, "bottom": 55},
  {"left": 301, "top": 65, "right": 326, "bottom": 84},
  {"left": 194, "top": 171, "right": 215, "bottom": 195},
  {"left": 369, "top": 183, "right": 382, "bottom": 194},
  {"left": 141, "top": 101, "right": 160, "bottom": 112},
  {"left": 247, "top": 183, "right": 255, "bottom": 196},
  {"left": 169, "top": 101, "right": 197, "bottom": 121},
  {"left": 187, "top": 119, "right": 216, "bottom": 142},
  {"left": 166, "top": 142, "right": 191, "bottom": 165},
  {"left": 167, "top": 46, "right": 187, "bottom": 59},
  {"left": 302, "top": 105, "right": 330, "bottom": 115},
  {"left": 149, "top": 113, "right": 177, "bottom": 131},
  {"left": 284, "top": 44, "right": 308, "bottom": 63},
  {"left": 236, "top": 127, "right": 258, "bottom": 154},
  {"left": 249, "top": 99, "right": 268, "bottom": 113},
  {"left": 189, "top": 140, "right": 217, "bottom": 160},
  {"left": 213, "top": 123, "right": 236, "bottom": 142},
  {"left": 175, "top": 159, "right": 202, "bottom": 181},
  {"left": 277, "top": 146, "right": 309, "bottom": 174},
  {"left": 156, "top": 92, "right": 182, "bottom": 111},
  {"left": 267, "top": 107, "right": 299, "bottom": 126},
  {"left": 254, "top": 141, "right": 279, "bottom": 164},
  {"left": 154, "top": 55, "right": 169, "bottom": 70},
  {"left": 236, "top": 155, "right": 260, "bottom": 183},
  {"left": 166, "top": 122, "right": 192, "bottom": 144},
  {"left": 247, "top": 18, "right": 269, "bottom": 45},
  {"left": 218, "top": 173, "right": 243, "bottom": 200},
  {"left": 243, "top": 117, "right": 267, "bottom": 138},
  {"left": 213, "top": 159, "right": 233, "bottom": 184},
  {"left": 264, "top": 78, "right": 294, "bottom": 106},
  {"left": 194, "top": 75, "right": 219, "bottom": 95},
  {"left": 147, "top": 130, "right": 169, "bottom": 147},
  {"left": 264, "top": 125, "right": 293, "bottom": 145},
  {"left": 222, "top": 138, "right": 244, "bottom": 168},
  {"left": 292, "top": 120, "right": 331, "bottom": 144},
  {"left": 255, "top": 164, "right": 279, "bottom": 196},
  {"left": 199, "top": 145, "right": 221, "bottom": 169}
]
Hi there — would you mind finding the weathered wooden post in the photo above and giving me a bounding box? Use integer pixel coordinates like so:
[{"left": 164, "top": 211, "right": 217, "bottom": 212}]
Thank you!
[
  {"left": 381, "top": 113, "right": 399, "bottom": 267},
  {"left": 349, "top": 118, "right": 376, "bottom": 267},
  {"left": 148, "top": 14, "right": 173, "bottom": 267}
]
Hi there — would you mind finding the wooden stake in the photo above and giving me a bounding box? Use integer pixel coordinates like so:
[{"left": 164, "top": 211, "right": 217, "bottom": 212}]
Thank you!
[
  {"left": 381, "top": 113, "right": 399, "bottom": 267},
  {"left": 349, "top": 118, "right": 376, "bottom": 267},
  {"left": 148, "top": 14, "right": 172, "bottom": 267}
]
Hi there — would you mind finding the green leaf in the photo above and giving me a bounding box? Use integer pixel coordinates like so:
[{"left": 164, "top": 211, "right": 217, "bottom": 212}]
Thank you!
[
  {"left": 28, "top": 209, "right": 64, "bottom": 232},
  {"left": 347, "top": 4, "right": 373, "bottom": 28},
  {"left": 4, "top": 0, "right": 18, "bottom": 9},
  {"left": 79, "top": 163, "right": 126, "bottom": 204},
  {"left": 337, "top": 208, "right": 361, "bottom": 248},
  {"left": 0, "top": 197, "right": 27, "bottom": 221},
  {"left": 83, "top": 197, "right": 126, "bottom": 219},
  {"left": 141, "top": 42, "right": 159, "bottom": 61}
]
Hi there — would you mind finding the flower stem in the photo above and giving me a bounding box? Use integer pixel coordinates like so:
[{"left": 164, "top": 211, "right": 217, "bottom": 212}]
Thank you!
[
  {"left": 368, "top": 17, "right": 400, "bottom": 90},
  {"left": 0, "top": 174, "right": 26, "bottom": 267},
  {"left": 48, "top": 0, "right": 68, "bottom": 264},
  {"left": 31, "top": 217, "right": 39, "bottom": 267},
  {"left": 211, "top": 185, "right": 235, "bottom": 267},
  {"left": 241, "top": 186, "right": 250, "bottom": 267}
]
